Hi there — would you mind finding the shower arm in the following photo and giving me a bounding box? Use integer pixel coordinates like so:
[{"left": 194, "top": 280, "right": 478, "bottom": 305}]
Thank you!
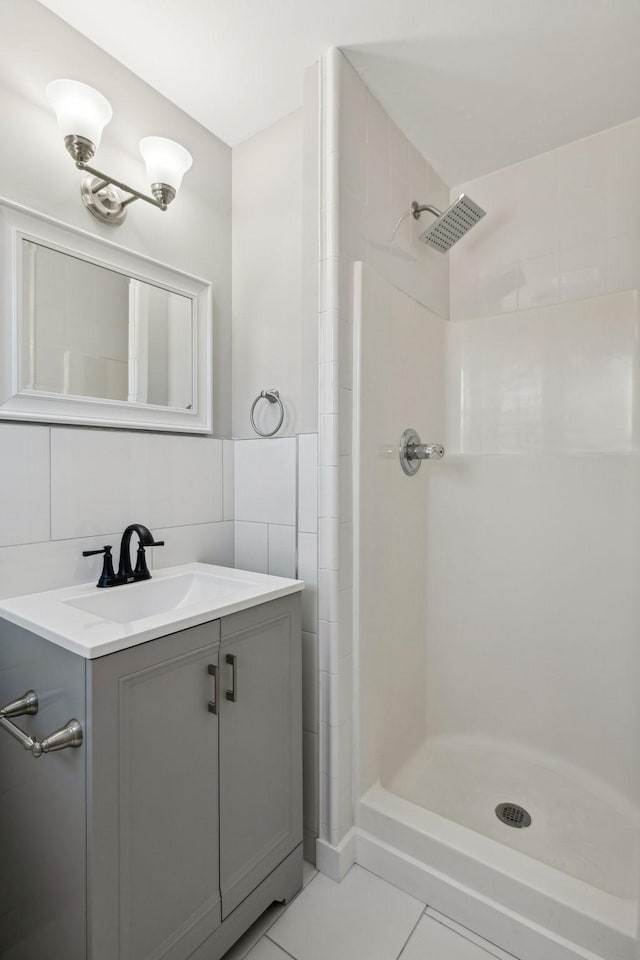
[{"left": 411, "top": 201, "right": 443, "bottom": 221}]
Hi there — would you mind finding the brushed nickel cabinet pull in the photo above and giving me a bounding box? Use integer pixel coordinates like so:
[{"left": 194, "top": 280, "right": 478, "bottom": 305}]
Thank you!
[
  {"left": 225, "top": 654, "right": 237, "bottom": 702},
  {"left": 207, "top": 664, "right": 219, "bottom": 715}
]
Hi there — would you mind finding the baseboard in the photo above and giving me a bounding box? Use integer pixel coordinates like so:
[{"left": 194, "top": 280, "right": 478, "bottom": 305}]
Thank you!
[
  {"left": 315, "top": 829, "right": 357, "bottom": 881},
  {"left": 354, "top": 829, "right": 616, "bottom": 960}
]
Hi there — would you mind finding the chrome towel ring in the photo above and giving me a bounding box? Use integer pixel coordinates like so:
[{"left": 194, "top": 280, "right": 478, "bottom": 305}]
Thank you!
[{"left": 250, "top": 388, "right": 285, "bottom": 437}]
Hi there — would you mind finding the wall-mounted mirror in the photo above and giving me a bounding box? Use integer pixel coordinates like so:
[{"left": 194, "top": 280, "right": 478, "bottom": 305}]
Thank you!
[{"left": 0, "top": 200, "right": 212, "bottom": 433}]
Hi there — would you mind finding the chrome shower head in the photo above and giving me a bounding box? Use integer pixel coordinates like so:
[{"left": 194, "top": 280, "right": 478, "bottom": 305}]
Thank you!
[{"left": 411, "top": 193, "right": 486, "bottom": 253}]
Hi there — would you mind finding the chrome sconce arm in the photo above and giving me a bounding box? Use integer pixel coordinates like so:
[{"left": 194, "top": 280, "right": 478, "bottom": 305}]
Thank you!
[
  {"left": 0, "top": 690, "right": 83, "bottom": 758},
  {"left": 77, "top": 158, "right": 173, "bottom": 213}
]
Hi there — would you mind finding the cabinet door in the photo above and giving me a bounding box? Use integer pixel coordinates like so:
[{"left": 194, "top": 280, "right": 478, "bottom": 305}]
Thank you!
[
  {"left": 219, "top": 596, "right": 302, "bottom": 918},
  {"left": 88, "top": 622, "right": 221, "bottom": 960}
]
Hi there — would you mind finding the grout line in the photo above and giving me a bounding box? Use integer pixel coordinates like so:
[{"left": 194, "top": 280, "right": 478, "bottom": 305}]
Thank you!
[
  {"left": 0, "top": 519, "right": 235, "bottom": 552},
  {"left": 48, "top": 518, "right": 232, "bottom": 544},
  {"left": 264, "top": 935, "right": 298, "bottom": 960},
  {"left": 395, "top": 910, "right": 426, "bottom": 960},
  {"left": 302, "top": 866, "right": 320, "bottom": 889},
  {"left": 258, "top": 869, "right": 320, "bottom": 958},
  {"left": 235, "top": 519, "right": 296, "bottom": 528},
  {"left": 426, "top": 910, "right": 519, "bottom": 960}
]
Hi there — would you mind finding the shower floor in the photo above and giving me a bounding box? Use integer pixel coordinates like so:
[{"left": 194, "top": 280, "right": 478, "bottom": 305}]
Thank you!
[{"left": 384, "top": 734, "right": 640, "bottom": 899}]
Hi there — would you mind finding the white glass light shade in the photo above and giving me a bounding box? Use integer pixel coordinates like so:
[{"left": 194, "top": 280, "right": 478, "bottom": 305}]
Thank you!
[
  {"left": 139, "top": 136, "right": 193, "bottom": 193},
  {"left": 46, "top": 79, "right": 113, "bottom": 147}
]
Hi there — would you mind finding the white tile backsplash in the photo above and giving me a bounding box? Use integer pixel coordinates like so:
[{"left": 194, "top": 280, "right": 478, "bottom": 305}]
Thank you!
[
  {"left": 150, "top": 521, "right": 233, "bottom": 570},
  {"left": 223, "top": 439, "right": 234, "bottom": 521},
  {"left": 268, "top": 524, "right": 297, "bottom": 578},
  {"left": 0, "top": 531, "right": 122, "bottom": 600},
  {"left": 0, "top": 424, "right": 50, "bottom": 547},
  {"left": 0, "top": 422, "right": 229, "bottom": 601},
  {"left": 234, "top": 438, "right": 296, "bottom": 525},
  {"left": 51, "top": 429, "right": 223, "bottom": 539},
  {"left": 234, "top": 521, "right": 269, "bottom": 574}
]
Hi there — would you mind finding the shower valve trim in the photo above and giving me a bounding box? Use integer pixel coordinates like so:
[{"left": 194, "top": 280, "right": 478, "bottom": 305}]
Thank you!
[{"left": 399, "top": 428, "right": 445, "bottom": 476}]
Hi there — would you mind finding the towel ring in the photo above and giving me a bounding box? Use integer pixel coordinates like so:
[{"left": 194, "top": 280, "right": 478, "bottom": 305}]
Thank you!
[{"left": 250, "top": 388, "right": 284, "bottom": 437}]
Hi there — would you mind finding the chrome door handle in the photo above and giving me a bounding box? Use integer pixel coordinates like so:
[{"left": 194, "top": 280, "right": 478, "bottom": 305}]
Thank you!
[
  {"left": 207, "top": 663, "right": 219, "bottom": 715},
  {"left": 0, "top": 690, "right": 83, "bottom": 758},
  {"left": 225, "top": 654, "right": 237, "bottom": 702}
]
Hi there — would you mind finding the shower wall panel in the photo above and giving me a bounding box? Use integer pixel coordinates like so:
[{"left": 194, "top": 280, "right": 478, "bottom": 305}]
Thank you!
[
  {"left": 449, "top": 118, "right": 640, "bottom": 321},
  {"left": 424, "top": 452, "right": 640, "bottom": 803},
  {"left": 354, "top": 262, "right": 445, "bottom": 793},
  {"left": 445, "top": 291, "right": 640, "bottom": 454}
]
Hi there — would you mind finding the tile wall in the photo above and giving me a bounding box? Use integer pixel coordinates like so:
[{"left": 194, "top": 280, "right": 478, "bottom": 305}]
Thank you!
[
  {"left": 233, "top": 435, "right": 319, "bottom": 859},
  {"left": 0, "top": 425, "right": 233, "bottom": 600}
]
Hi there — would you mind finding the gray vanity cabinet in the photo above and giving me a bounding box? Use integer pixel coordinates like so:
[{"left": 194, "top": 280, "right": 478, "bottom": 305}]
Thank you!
[
  {"left": 87, "top": 620, "right": 223, "bottom": 960},
  {"left": 219, "top": 598, "right": 303, "bottom": 918},
  {"left": 0, "top": 592, "right": 302, "bottom": 960}
]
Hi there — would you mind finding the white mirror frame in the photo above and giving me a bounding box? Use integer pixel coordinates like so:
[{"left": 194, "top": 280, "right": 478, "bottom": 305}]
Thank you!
[{"left": 0, "top": 198, "right": 213, "bottom": 433}]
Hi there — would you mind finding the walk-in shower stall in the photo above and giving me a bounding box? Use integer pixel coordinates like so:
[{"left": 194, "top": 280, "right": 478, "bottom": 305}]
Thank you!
[{"left": 352, "top": 260, "right": 640, "bottom": 960}]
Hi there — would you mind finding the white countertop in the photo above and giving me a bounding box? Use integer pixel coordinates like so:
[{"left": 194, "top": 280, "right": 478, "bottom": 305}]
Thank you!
[{"left": 0, "top": 563, "right": 304, "bottom": 659}]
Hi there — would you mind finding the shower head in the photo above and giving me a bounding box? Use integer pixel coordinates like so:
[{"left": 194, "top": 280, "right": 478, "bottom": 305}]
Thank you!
[{"left": 411, "top": 193, "right": 486, "bottom": 253}]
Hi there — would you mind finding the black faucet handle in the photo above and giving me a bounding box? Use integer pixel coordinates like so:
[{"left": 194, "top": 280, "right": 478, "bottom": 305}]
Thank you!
[
  {"left": 82, "top": 545, "right": 118, "bottom": 589},
  {"left": 150, "top": 540, "right": 165, "bottom": 547},
  {"left": 82, "top": 545, "right": 112, "bottom": 557}
]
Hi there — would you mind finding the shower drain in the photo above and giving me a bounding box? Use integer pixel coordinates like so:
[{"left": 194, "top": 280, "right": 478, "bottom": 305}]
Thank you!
[{"left": 495, "top": 803, "right": 532, "bottom": 828}]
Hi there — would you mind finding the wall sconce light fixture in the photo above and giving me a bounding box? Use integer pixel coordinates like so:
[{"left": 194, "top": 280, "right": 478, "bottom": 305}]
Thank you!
[{"left": 46, "top": 79, "right": 193, "bottom": 226}]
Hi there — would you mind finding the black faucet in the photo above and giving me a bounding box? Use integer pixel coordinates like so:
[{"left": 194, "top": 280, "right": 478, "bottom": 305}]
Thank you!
[{"left": 83, "top": 523, "right": 165, "bottom": 588}]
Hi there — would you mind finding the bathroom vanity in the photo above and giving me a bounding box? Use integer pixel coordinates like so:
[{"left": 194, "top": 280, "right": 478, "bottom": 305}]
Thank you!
[{"left": 0, "top": 564, "right": 304, "bottom": 960}]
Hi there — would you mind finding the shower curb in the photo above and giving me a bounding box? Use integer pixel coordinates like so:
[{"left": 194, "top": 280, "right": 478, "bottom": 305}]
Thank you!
[{"left": 317, "top": 826, "right": 628, "bottom": 960}]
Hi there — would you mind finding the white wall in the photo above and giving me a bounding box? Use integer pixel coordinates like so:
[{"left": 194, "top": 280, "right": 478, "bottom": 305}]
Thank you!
[
  {"left": 232, "top": 108, "right": 317, "bottom": 438},
  {"left": 0, "top": 0, "right": 233, "bottom": 593}
]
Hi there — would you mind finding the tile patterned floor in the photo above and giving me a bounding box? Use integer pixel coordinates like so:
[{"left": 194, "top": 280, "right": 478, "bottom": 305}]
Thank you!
[{"left": 222, "top": 862, "right": 515, "bottom": 960}]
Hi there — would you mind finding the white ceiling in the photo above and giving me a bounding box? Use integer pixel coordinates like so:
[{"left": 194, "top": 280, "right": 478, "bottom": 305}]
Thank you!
[{"left": 38, "top": 0, "right": 640, "bottom": 184}]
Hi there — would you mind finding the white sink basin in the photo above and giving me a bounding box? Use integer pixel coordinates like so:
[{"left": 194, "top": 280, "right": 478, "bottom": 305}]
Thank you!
[
  {"left": 65, "top": 571, "right": 253, "bottom": 624},
  {"left": 0, "top": 563, "right": 304, "bottom": 659}
]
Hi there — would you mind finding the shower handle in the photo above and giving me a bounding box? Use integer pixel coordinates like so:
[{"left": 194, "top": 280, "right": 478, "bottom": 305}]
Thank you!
[
  {"left": 408, "top": 442, "right": 445, "bottom": 461},
  {"left": 399, "top": 428, "right": 444, "bottom": 475}
]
